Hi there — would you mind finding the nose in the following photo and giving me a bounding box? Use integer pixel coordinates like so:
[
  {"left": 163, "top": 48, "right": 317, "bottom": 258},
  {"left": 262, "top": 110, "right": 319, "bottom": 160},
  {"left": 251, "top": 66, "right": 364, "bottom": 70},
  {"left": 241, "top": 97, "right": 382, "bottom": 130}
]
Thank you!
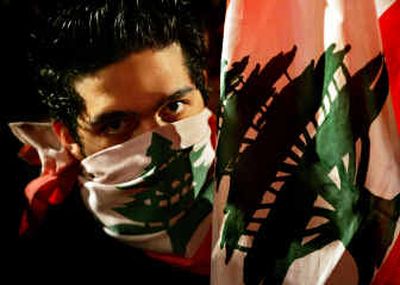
[{"left": 133, "top": 115, "right": 164, "bottom": 137}]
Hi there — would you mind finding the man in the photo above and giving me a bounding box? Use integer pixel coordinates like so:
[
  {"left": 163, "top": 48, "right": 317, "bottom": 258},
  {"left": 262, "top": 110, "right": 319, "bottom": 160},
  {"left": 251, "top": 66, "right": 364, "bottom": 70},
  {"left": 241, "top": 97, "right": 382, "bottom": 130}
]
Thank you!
[{"left": 11, "top": 0, "right": 215, "bottom": 283}]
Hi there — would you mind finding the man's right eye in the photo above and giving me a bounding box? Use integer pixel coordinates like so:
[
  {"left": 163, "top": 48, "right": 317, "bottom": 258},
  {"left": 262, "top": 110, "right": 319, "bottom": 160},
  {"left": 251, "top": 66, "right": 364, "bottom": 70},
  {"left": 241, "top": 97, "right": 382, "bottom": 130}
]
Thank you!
[
  {"left": 100, "top": 118, "right": 129, "bottom": 135},
  {"left": 98, "top": 115, "right": 138, "bottom": 136}
]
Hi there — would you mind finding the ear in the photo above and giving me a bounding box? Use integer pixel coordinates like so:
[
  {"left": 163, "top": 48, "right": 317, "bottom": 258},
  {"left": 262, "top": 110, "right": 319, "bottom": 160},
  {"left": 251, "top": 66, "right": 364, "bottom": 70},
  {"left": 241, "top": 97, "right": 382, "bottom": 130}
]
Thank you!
[{"left": 52, "top": 121, "right": 84, "bottom": 160}]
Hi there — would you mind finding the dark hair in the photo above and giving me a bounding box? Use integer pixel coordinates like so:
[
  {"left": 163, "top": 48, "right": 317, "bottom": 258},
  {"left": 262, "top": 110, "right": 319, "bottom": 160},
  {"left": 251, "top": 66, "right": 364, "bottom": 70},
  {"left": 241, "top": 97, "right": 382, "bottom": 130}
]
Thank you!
[{"left": 30, "top": 0, "right": 208, "bottom": 141}]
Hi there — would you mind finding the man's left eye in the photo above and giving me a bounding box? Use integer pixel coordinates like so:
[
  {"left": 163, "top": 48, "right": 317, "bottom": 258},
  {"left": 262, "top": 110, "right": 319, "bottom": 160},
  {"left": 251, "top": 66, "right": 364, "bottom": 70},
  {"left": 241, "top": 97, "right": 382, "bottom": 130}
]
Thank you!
[
  {"left": 166, "top": 101, "right": 185, "bottom": 113},
  {"left": 159, "top": 100, "right": 187, "bottom": 122}
]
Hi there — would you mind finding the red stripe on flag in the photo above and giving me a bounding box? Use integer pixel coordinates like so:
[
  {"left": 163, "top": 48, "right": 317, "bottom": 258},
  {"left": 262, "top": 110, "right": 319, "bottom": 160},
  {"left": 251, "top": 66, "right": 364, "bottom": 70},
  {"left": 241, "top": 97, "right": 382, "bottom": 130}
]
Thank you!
[
  {"left": 145, "top": 228, "right": 212, "bottom": 275},
  {"left": 372, "top": 234, "right": 400, "bottom": 285},
  {"left": 379, "top": 0, "right": 400, "bottom": 134}
]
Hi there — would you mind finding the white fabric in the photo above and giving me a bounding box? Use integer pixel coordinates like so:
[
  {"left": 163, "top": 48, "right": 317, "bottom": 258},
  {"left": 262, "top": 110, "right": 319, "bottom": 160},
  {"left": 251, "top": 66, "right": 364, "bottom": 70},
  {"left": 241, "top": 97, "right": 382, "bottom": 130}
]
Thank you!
[
  {"left": 8, "top": 121, "right": 74, "bottom": 174},
  {"left": 213, "top": 1, "right": 400, "bottom": 284},
  {"left": 79, "top": 109, "right": 215, "bottom": 256}
]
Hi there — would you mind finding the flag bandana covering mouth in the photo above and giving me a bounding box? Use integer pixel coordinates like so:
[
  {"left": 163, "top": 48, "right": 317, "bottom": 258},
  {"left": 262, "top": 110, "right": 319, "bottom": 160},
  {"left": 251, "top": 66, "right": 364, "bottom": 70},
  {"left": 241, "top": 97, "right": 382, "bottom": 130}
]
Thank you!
[
  {"left": 79, "top": 108, "right": 215, "bottom": 256},
  {"left": 212, "top": 1, "right": 400, "bottom": 285},
  {"left": 10, "top": 108, "right": 215, "bottom": 261}
]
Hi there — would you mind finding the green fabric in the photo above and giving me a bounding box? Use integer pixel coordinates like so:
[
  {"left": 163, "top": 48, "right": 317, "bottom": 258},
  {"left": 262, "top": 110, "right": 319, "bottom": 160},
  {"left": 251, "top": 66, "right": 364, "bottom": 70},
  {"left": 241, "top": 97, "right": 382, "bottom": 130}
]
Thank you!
[
  {"left": 109, "top": 133, "right": 212, "bottom": 254},
  {"left": 217, "top": 44, "right": 400, "bottom": 285}
]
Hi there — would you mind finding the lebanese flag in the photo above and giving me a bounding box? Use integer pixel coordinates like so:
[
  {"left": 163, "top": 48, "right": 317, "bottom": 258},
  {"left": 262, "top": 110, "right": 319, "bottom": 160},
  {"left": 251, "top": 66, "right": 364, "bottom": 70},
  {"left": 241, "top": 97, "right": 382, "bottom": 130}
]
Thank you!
[
  {"left": 212, "top": 1, "right": 400, "bottom": 284},
  {"left": 372, "top": 3, "right": 400, "bottom": 284},
  {"left": 378, "top": 0, "right": 400, "bottom": 134}
]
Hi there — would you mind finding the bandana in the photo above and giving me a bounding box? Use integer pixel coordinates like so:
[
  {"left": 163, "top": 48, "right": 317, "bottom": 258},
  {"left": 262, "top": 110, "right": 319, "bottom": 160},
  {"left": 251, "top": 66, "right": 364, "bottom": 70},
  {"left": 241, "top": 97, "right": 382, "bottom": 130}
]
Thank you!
[
  {"left": 79, "top": 109, "right": 215, "bottom": 257},
  {"left": 9, "top": 121, "right": 80, "bottom": 234},
  {"left": 10, "top": 109, "right": 216, "bottom": 272}
]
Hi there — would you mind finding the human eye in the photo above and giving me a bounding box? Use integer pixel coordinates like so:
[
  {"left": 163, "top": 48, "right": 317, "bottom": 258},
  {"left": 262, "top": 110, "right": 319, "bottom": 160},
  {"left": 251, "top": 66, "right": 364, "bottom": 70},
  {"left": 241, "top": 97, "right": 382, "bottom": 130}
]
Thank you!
[
  {"left": 101, "top": 118, "right": 129, "bottom": 135},
  {"left": 94, "top": 113, "right": 138, "bottom": 136},
  {"left": 159, "top": 100, "right": 189, "bottom": 122}
]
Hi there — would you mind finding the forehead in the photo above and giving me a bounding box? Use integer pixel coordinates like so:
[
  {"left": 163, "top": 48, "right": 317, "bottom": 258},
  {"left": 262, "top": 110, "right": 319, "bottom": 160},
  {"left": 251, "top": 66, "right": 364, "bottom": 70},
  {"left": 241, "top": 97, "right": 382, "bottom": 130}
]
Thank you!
[{"left": 74, "top": 43, "right": 193, "bottom": 118}]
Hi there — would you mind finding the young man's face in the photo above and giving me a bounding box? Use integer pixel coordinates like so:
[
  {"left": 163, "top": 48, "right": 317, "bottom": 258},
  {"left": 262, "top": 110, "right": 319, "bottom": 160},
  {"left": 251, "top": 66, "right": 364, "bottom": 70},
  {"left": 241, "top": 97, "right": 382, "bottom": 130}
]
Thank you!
[{"left": 66, "top": 43, "right": 205, "bottom": 157}]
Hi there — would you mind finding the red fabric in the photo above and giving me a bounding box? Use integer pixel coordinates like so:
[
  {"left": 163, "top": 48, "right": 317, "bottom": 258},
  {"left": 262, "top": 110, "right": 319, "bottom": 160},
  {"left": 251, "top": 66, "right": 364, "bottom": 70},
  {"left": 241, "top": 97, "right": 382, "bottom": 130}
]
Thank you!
[
  {"left": 18, "top": 144, "right": 41, "bottom": 166},
  {"left": 372, "top": 5, "right": 400, "bottom": 281},
  {"left": 209, "top": 114, "right": 218, "bottom": 149},
  {"left": 372, "top": 235, "right": 400, "bottom": 285},
  {"left": 19, "top": 153, "right": 80, "bottom": 235},
  {"left": 145, "top": 228, "right": 212, "bottom": 275},
  {"left": 379, "top": 0, "right": 400, "bottom": 134}
]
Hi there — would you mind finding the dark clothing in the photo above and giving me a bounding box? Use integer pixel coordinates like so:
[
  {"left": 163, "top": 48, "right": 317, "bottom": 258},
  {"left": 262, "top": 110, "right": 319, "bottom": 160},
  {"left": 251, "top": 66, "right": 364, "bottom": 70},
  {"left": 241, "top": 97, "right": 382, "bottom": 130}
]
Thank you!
[{"left": 11, "top": 186, "right": 209, "bottom": 284}]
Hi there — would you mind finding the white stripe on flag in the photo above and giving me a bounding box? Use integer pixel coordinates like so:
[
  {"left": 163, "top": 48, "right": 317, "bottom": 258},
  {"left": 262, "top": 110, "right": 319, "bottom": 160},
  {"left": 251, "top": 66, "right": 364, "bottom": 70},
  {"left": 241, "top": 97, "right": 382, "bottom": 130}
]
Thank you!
[{"left": 375, "top": 0, "right": 396, "bottom": 16}]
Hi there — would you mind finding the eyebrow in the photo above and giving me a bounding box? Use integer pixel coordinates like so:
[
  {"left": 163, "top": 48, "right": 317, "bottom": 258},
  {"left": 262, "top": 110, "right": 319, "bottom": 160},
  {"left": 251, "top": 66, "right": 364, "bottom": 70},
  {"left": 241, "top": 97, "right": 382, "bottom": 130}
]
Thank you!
[
  {"left": 156, "top": 86, "right": 195, "bottom": 108},
  {"left": 82, "top": 111, "right": 136, "bottom": 131},
  {"left": 85, "top": 86, "right": 196, "bottom": 128}
]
